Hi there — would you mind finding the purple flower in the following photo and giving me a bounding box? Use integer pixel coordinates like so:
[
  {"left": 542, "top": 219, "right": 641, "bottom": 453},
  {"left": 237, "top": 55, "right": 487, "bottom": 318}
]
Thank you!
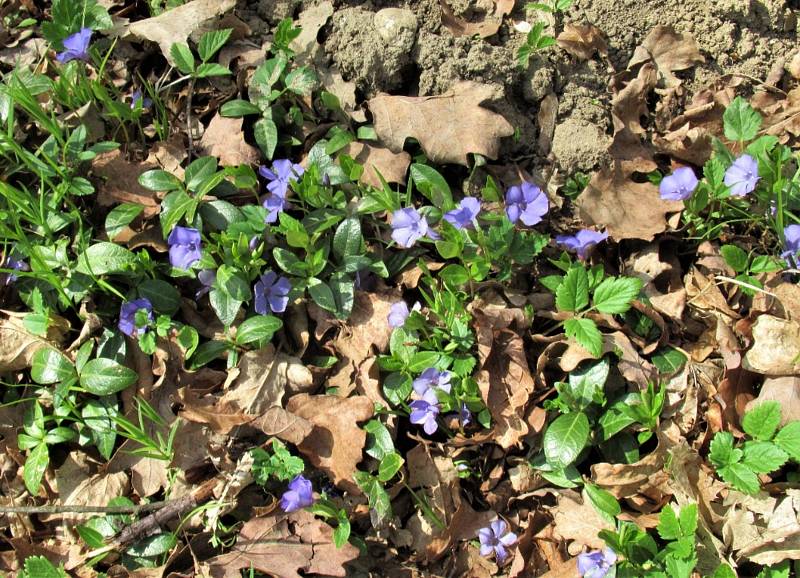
[
  {"left": 118, "top": 298, "right": 153, "bottom": 338},
  {"left": 659, "top": 166, "right": 698, "bottom": 201},
  {"left": 409, "top": 389, "right": 440, "bottom": 435},
  {"left": 443, "top": 197, "right": 481, "bottom": 230},
  {"left": 248, "top": 236, "right": 260, "bottom": 252},
  {"left": 280, "top": 475, "right": 314, "bottom": 513},
  {"left": 478, "top": 520, "right": 518, "bottom": 565},
  {"left": 56, "top": 28, "right": 92, "bottom": 63},
  {"left": 388, "top": 301, "right": 410, "bottom": 328},
  {"left": 262, "top": 193, "right": 291, "bottom": 224},
  {"left": 130, "top": 89, "right": 153, "bottom": 110},
  {"left": 555, "top": 229, "right": 609, "bottom": 260},
  {"left": 391, "top": 207, "right": 439, "bottom": 248},
  {"left": 577, "top": 548, "right": 617, "bottom": 578},
  {"left": 167, "top": 226, "right": 202, "bottom": 270},
  {"left": 254, "top": 271, "right": 291, "bottom": 314},
  {"left": 413, "top": 368, "right": 452, "bottom": 396},
  {"left": 195, "top": 269, "right": 216, "bottom": 299},
  {"left": 782, "top": 224, "right": 800, "bottom": 263},
  {"left": 459, "top": 402, "right": 472, "bottom": 427},
  {"left": 259, "top": 159, "right": 304, "bottom": 197},
  {"left": 724, "top": 154, "right": 760, "bottom": 197},
  {"left": 1, "top": 254, "right": 28, "bottom": 286},
  {"left": 505, "top": 182, "right": 549, "bottom": 227}
]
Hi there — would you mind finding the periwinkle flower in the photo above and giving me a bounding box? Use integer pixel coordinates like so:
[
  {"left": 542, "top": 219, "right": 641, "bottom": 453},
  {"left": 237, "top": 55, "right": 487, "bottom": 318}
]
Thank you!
[
  {"left": 782, "top": 224, "right": 800, "bottom": 263},
  {"left": 388, "top": 301, "right": 410, "bottom": 328},
  {"left": 167, "top": 226, "right": 202, "bottom": 270},
  {"left": 195, "top": 269, "right": 216, "bottom": 300},
  {"left": 391, "top": 207, "right": 439, "bottom": 248},
  {"left": 659, "top": 166, "right": 698, "bottom": 201},
  {"left": 409, "top": 389, "right": 441, "bottom": 435},
  {"left": 413, "top": 368, "right": 452, "bottom": 396},
  {"left": 577, "top": 548, "right": 617, "bottom": 578},
  {"left": 130, "top": 89, "right": 153, "bottom": 110},
  {"left": 262, "top": 192, "right": 291, "bottom": 224},
  {"left": 724, "top": 154, "right": 760, "bottom": 197},
  {"left": 459, "top": 402, "right": 472, "bottom": 427},
  {"left": 505, "top": 181, "right": 549, "bottom": 227},
  {"left": 56, "top": 28, "right": 92, "bottom": 63},
  {"left": 280, "top": 474, "right": 314, "bottom": 513},
  {"left": 259, "top": 159, "right": 304, "bottom": 197},
  {"left": 1, "top": 254, "right": 28, "bottom": 286},
  {"left": 443, "top": 197, "right": 481, "bottom": 230},
  {"left": 555, "top": 229, "right": 609, "bottom": 260},
  {"left": 254, "top": 271, "right": 291, "bottom": 314},
  {"left": 478, "top": 520, "right": 518, "bottom": 565},
  {"left": 118, "top": 298, "right": 153, "bottom": 338}
]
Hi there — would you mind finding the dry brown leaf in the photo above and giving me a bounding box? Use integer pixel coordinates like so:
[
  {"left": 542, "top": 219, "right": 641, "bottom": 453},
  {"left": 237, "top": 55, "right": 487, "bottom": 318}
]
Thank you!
[
  {"left": 743, "top": 315, "right": 800, "bottom": 376},
  {"left": 557, "top": 24, "right": 608, "bottom": 61},
  {"left": 176, "top": 388, "right": 254, "bottom": 434},
  {"left": 750, "top": 376, "right": 800, "bottom": 426},
  {"left": 205, "top": 510, "right": 359, "bottom": 578},
  {"left": 342, "top": 142, "right": 411, "bottom": 188},
  {"left": 368, "top": 81, "right": 514, "bottom": 166},
  {"left": 92, "top": 150, "right": 159, "bottom": 218},
  {"left": 252, "top": 407, "right": 314, "bottom": 446},
  {"left": 629, "top": 25, "right": 704, "bottom": 88},
  {"left": 198, "top": 113, "right": 259, "bottom": 167},
  {"left": 611, "top": 63, "right": 657, "bottom": 135},
  {"left": 125, "top": 0, "right": 236, "bottom": 65},
  {"left": 537, "top": 92, "right": 559, "bottom": 155},
  {"left": 735, "top": 490, "right": 800, "bottom": 565},
  {"left": 551, "top": 490, "right": 613, "bottom": 554},
  {"left": 576, "top": 159, "right": 683, "bottom": 241},
  {"left": 440, "top": 0, "right": 513, "bottom": 39},
  {"left": 286, "top": 394, "right": 373, "bottom": 492},
  {"left": 0, "top": 311, "right": 69, "bottom": 372}
]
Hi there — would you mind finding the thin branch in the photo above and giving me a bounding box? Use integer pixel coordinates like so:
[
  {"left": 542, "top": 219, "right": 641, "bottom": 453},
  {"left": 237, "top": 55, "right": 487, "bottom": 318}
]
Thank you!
[{"left": 0, "top": 501, "right": 175, "bottom": 515}]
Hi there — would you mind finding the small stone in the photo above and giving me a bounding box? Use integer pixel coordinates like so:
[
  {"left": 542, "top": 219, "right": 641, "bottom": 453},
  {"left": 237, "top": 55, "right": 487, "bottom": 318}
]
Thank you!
[{"left": 374, "top": 8, "right": 418, "bottom": 52}]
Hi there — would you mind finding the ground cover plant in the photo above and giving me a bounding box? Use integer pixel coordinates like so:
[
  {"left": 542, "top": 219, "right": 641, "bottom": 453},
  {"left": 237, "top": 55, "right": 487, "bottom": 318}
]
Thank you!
[{"left": 2, "top": 0, "right": 800, "bottom": 576}]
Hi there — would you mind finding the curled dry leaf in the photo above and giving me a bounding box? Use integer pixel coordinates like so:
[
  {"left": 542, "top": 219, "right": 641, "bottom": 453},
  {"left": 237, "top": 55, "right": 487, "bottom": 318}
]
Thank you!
[
  {"left": 205, "top": 510, "right": 359, "bottom": 578},
  {"left": 125, "top": 0, "right": 237, "bottom": 65},
  {"left": 611, "top": 63, "right": 657, "bottom": 136},
  {"left": 198, "top": 113, "right": 260, "bottom": 167},
  {"left": 735, "top": 490, "right": 800, "bottom": 566},
  {"left": 556, "top": 24, "right": 608, "bottom": 61},
  {"left": 368, "top": 81, "right": 514, "bottom": 166},
  {"left": 440, "top": 0, "right": 514, "bottom": 39},
  {"left": 550, "top": 490, "right": 613, "bottom": 554},
  {"left": 342, "top": 142, "right": 411, "bottom": 188},
  {"left": 176, "top": 388, "right": 254, "bottom": 435},
  {"left": 743, "top": 315, "right": 800, "bottom": 376},
  {"left": 576, "top": 158, "right": 683, "bottom": 241},
  {"left": 0, "top": 311, "right": 69, "bottom": 372},
  {"left": 628, "top": 25, "right": 705, "bottom": 89},
  {"left": 92, "top": 150, "right": 160, "bottom": 218},
  {"left": 286, "top": 394, "right": 373, "bottom": 493}
]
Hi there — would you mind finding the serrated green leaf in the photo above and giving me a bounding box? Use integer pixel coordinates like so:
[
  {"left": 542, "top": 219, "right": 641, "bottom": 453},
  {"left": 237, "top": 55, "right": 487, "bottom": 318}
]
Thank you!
[
  {"left": 742, "top": 401, "right": 782, "bottom": 441},
  {"left": 195, "top": 63, "right": 231, "bottom": 78},
  {"left": 198, "top": 28, "right": 232, "bottom": 62},
  {"left": 723, "top": 96, "right": 762, "bottom": 143},
  {"left": 556, "top": 266, "right": 589, "bottom": 312},
  {"left": 543, "top": 412, "right": 590, "bottom": 469},
  {"left": 773, "top": 421, "right": 800, "bottom": 462},
  {"left": 22, "top": 555, "right": 66, "bottom": 578},
  {"left": 564, "top": 317, "right": 602, "bottom": 357},
  {"left": 170, "top": 43, "right": 195, "bottom": 74},
  {"left": 679, "top": 503, "right": 698, "bottom": 535},
  {"left": 720, "top": 245, "right": 749, "bottom": 273},
  {"left": 592, "top": 276, "right": 642, "bottom": 314},
  {"left": 709, "top": 431, "right": 739, "bottom": 468},
  {"left": 658, "top": 503, "right": 682, "bottom": 541},
  {"left": 718, "top": 462, "right": 761, "bottom": 494},
  {"left": 742, "top": 441, "right": 788, "bottom": 473}
]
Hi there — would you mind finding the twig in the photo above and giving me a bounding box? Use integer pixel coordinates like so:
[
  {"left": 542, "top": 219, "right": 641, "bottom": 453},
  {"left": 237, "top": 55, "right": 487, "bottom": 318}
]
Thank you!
[
  {"left": 186, "top": 78, "right": 195, "bottom": 158},
  {"left": 0, "top": 501, "right": 174, "bottom": 515},
  {"left": 714, "top": 274, "right": 778, "bottom": 298}
]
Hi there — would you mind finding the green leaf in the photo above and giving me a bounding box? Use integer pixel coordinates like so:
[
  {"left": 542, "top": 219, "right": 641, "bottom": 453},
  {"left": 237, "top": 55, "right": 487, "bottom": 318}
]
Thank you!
[
  {"left": 773, "top": 421, "right": 800, "bottom": 461},
  {"left": 742, "top": 441, "right": 788, "bottom": 473},
  {"left": 82, "top": 397, "right": 118, "bottom": 460},
  {"left": 651, "top": 347, "right": 687, "bottom": 374},
  {"left": 308, "top": 278, "right": 336, "bottom": 313},
  {"left": 720, "top": 245, "right": 749, "bottom": 273},
  {"left": 31, "top": 347, "right": 75, "bottom": 384},
  {"left": 718, "top": 462, "right": 761, "bottom": 494},
  {"left": 564, "top": 317, "right": 603, "bottom": 358},
  {"left": 200, "top": 200, "right": 245, "bottom": 231},
  {"left": 556, "top": 266, "right": 589, "bottom": 312},
  {"left": 80, "top": 358, "right": 138, "bottom": 395},
  {"left": 407, "top": 351, "right": 442, "bottom": 372},
  {"left": 105, "top": 203, "right": 143, "bottom": 240},
  {"left": 592, "top": 276, "right": 642, "bottom": 314},
  {"left": 439, "top": 264, "right": 470, "bottom": 287},
  {"left": 170, "top": 43, "right": 195, "bottom": 74},
  {"left": 709, "top": 431, "right": 740, "bottom": 468},
  {"left": 254, "top": 117, "right": 279, "bottom": 160},
  {"left": 742, "top": 401, "right": 782, "bottom": 441},
  {"left": 128, "top": 532, "right": 177, "bottom": 557},
  {"left": 584, "top": 483, "right": 620, "bottom": 521},
  {"left": 235, "top": 315, "right": 283, "bottom": 345},
  {"left": 284, "top": 67, "right": 317, "bottom": 95},
  {"left": 333, "top": 517, "right": 351, "bottom": 548},
  {"left": 184, "top": 157, "right": 218, "bottom": 192},
  {"left": 410, "top": 164, "right": 453, "bottom": 209},
  {"left": 209, "top": 289, "right": 242, "bottom": 327},
  {"left": 750, "top": 255, "right": 784, "bottom": 274},
  {"left": 364, "top": 420, "right": 395, "bottom": 460},
  {"left": 679, "top": 503, "right": 698, "bottom": 535},
  {"left": 333, "top": 217, "right": 363, "bottom": 261},
  {"left": 216, "top": 265, "right": 252, "bottom": 301},
  {"left": 75, "top": 242, "right": 136, "bottom": 276},
  {"left": 220, "top": 99, "right": 262, "bottom": 117},
  {"left": 21, "top": 555, "right": 66, "bottom": 578},
  {"left": 139, "top": 169, "right": 183, "bottom": 192},
  {"left": 195, "top": 63, "right": 231, "bottom": 78},
  {"left": 567, "top": 357, "right": 610, "bottom": 410},
  {"left": 377, "top": 452, "right": 404, "bottom": 482},
  {"left": 198, "top": 28, "right": 232, "bottom": 62},
  {"left": 657, "top": 503, "right": 683, "bottom": 540},
  {"left": 190, "top": 340, "right": 231, "bottom": 368},
  {"left": 159, "top": 189, "right": 194, "bottom": 236},
  {"left": 712, "top": 563, "right": 737, "bottom": 578},
  {"left": 543, "top": 412, "right": 590, "bottom": 469},
  {"left": 138, "top": 279, "right": 181, "bottom": 315},
  {"left": 723, "top": 96, "right": 762, "bottom": 142},
  {"left": 353, "top": 472, "right": 392, "bottom": 523},
  {"left": 23, "top": 442, "right": 48, "bottom": 495}
]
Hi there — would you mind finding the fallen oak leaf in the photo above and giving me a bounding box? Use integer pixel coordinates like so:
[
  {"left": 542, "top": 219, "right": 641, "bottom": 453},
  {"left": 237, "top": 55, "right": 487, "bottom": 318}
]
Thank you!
[
  {"left": 198, "top": 113, "right": 260, "bottom": 167},
  {"left": 628, "top": 25, "right": 705, "bottom": 89},
  {"left": 342, "top": 141, "right": 411, "bottom": 188},
  {"left": 368, "top": 81, "right": 514, "bottom": 166},
  {"left": 0, "top": 311, "right": 69, "bottom": 372},
  {"left": 557, "top": 24, "right": 608, "bottom": 61},
  {"left": 440, "top": 0, "right": 513, "bottom": 39}
]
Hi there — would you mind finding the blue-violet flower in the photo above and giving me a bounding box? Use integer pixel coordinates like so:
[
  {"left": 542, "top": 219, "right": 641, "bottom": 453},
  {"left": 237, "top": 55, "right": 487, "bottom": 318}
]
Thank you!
[
  {"left": 724, "top": 154, "right": 760, "bottom": 197},
  {"left": 577, "top": 548, "right": 617, "bottom": 578},
  {"left": 167, "top": 226, "right": 202, "bottom": 270},
  {"left": 413, "top": 368, "right": 452, "bottom": 396},
  {"left": 280, "top": 474, "right": 314, "bottom": 512},
  {"left": 505, "top": 182, "right": 549, "bottom": 226},
  {"left": 118, "top": 298, "right": 153, "bottom": 338},
  {"left": 659, "top": 166, "right": 698, "bottom": 201},
  {"left": 443, "top": 196, "right": 481, "bottom": 230},
  {"left": 391, "top": 207, "right": 439, "bottom": 248},
  {"left": 478, "top": 520, "right": 518, "bottom": 565},
  {"left": 409, "top": 389, "right": 440, "bottom": 435},
  {"left": 781, "top": 224, "right": 800, "bottom": 263},
  {"left": 555, "top": 229, "right": 609, "bottom": 260},
  {"left": 254, "top": 271, "right": 291, "bottom": 314},
  {"left": 57, "top": 28, "right": 92, "bottom": 63}
]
